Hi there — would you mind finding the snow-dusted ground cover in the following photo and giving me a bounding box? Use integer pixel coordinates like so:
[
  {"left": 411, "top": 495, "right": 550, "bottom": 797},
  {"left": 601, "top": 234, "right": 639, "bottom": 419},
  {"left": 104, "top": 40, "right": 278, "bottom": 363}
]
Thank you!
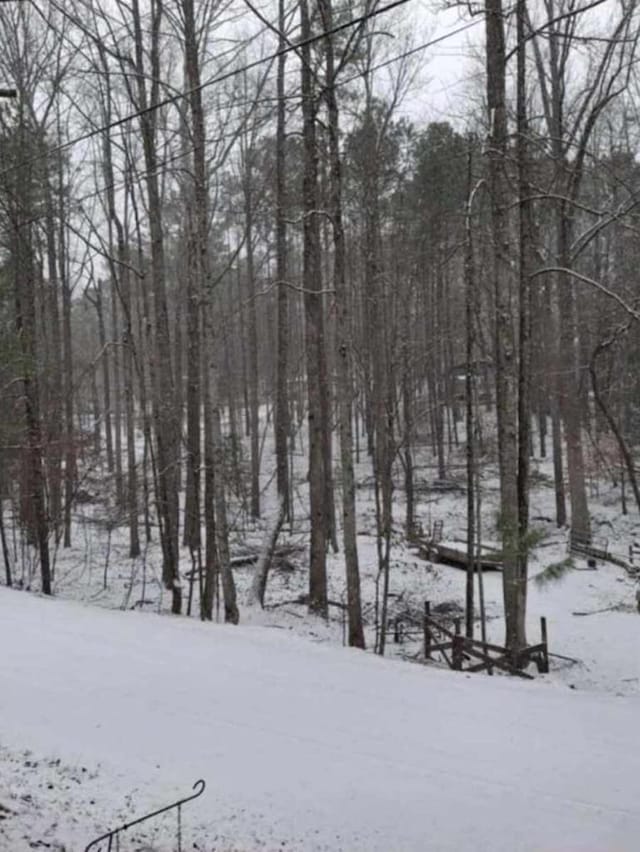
[
  {"left": 2, "top": 420, "right": 640, "bottom": 848},
  {"left": 16, "top": 433, "right": 639, "bottom": 696},
  {"left": 2, "top": 586, "right": 640, "bottom": 851}
]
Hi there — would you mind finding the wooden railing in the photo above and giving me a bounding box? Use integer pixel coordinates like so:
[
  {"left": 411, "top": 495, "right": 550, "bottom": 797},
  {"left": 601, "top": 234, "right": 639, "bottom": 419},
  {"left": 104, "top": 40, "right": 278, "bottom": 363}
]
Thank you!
[{"left": 392, "top": 601, "right": 549, "bottom": 678}]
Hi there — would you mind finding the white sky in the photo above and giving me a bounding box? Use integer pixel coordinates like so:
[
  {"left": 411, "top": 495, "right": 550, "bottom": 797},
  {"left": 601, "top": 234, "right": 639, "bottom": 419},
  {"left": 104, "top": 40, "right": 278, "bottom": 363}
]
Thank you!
[{"left": 397, "top": 0, "right": 485, "bottom": 126}]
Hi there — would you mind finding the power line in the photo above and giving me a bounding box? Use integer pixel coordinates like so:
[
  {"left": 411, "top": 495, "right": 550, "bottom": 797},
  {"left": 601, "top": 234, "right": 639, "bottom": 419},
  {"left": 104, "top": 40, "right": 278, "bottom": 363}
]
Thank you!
[
  {"left": 7, "top": 20, "right": 485, "bottom": 230},
  {"left": 138, "top": 20, "right": 482, "bottom": 129},
  {"left": 68, "top": 19, "right": 481, "bottom": 130},
  {"left": 1, "top": 0, "right": 415, "bottom": 179}
]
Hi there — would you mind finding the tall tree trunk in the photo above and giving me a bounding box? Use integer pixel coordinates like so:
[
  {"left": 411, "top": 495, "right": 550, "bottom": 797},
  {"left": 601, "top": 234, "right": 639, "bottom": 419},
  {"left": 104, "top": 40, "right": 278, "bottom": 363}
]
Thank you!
[
  {"left": 183, "top": 210, "right": 202, "bottom": 552},
  {"left": 320, "top": 0, "right": 365, "bottom": 648},
  {"left": 557, "top": 210, "right": 590, "bottom": 536},
  {"left": 201, "top": 342, "right": 218, "bottom": 621},
  {"left": 91, "top": 366, "right": 101, "bottom": 457},
  {"left": 95, "top": 282, "right": 115, "bottom": 472},
  {"left": 182, "top": 172, "right": 201, "bottom": 554},
  {"left": 204, "top": 321, "right": 239, "bottom": 624},
  {"left": 109, "top": 270, "right": 124, "bottom": 506},
  {"left": 128, "top": 164, "right": 154, "bottom": 545},
  {"left": 100, "top": 110, "right": 142, "bottom": 561},
  {"left": 201, "top": 308, "right": 238, "bottom": 624},
  {"left": 485, "top": 0, "right": 524, "bottom": 652},
  {"left": 132, "top": 0, "right": 181, "bottom": 613},
  {"left": 274, "top": 0, "right": 290, "bottom": 521},
  {"left": 121, "top": 271, "right": 140, "bottom": 559},
  {"left": 541, "top": 277, "right": 567, "bottom": 525},
  {"left": 539, "top": 0, "right": 591, "bottom": 537},
  {"left": 465, "top": 140, "right": 476, "bottom": 640},
  {"left": 0, "top": 491, "right": 12, "bottom": 588},
  {"left": 300, "top": 0, "right": 327, "bottom": 617},
  {"left": 42, "top": 162, "right": 63, "bottom": 539},
  {"left": 402, "top": 305, "right": 415, "bottom": 540},
  {"left": 361, "top": 104, "right": 393, "bottom": 656},
  {"left": 12, "top": 114, "right": 51, "bottom": 594},
  {"left": 516, "top": 0, "right": 532, "bottom": 644},
  {"left": 58, "top": 153, "right": 75, "bottom": 548},
  {"left": 242, "top": 158, "right": 261, "bottom": 519}
]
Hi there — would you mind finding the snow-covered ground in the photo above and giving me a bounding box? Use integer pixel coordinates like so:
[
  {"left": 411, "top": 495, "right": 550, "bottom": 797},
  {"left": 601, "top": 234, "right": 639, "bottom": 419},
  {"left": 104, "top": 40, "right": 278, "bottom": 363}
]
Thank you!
[
  {"left": 3, "top": 418, "right": 640, "bottom": 848},
  {"left": 2, "top": 586, "right": 640, "bottom": 851},
  {"left": 17, "top": 439, "right": 639, "bottom": 697}
]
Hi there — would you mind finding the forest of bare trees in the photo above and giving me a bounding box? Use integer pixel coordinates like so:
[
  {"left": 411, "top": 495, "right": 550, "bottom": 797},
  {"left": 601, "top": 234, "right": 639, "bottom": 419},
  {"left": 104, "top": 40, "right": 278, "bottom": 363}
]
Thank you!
[{"left": 2, "top": 0, "right": 640, "bottom": 659}]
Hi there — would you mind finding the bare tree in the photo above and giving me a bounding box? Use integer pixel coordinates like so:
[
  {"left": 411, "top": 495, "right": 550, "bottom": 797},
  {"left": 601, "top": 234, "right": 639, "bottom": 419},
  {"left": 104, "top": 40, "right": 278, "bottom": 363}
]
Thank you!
[
  {"left": 300, "top": 0, "right": 328, "bottom": 617},
  {"left": 318, "top": 0, "right": 365, "bottom": 648}
]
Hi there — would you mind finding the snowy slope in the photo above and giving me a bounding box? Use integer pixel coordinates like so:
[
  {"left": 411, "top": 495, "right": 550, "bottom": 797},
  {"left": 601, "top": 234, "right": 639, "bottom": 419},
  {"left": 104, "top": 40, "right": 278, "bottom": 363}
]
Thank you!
[{"left": 1, "top": 587, "right": 639, "bottom": 851}]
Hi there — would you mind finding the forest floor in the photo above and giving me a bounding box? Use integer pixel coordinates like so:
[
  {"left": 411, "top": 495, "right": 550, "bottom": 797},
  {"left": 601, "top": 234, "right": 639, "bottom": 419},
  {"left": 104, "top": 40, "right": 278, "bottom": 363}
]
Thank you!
[{"left": 2, "top": 429, "right": 640, "bottom": 848}]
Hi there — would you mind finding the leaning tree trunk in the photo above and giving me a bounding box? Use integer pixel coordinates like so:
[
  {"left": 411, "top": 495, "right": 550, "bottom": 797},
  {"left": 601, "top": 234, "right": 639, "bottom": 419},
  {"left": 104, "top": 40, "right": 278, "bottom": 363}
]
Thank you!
[{"left": 591, "top": 340, "right": 640, "bottom": 514}]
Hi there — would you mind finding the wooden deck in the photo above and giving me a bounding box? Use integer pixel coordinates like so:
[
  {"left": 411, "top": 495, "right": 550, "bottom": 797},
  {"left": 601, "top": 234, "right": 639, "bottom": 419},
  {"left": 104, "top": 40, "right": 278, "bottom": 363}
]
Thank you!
[{"left": 412, "top": 535, "right": 503, "bottom": 572}]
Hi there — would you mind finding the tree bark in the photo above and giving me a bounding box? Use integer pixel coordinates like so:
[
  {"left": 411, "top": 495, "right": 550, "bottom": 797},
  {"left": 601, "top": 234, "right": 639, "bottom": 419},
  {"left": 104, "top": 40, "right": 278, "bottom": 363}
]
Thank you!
[
  {"left": 485, "top": 0, "right": 524, "bottom": 652},
  {"left": 300, "top": 0, "right": 327, "bottom": 617},
  {"left": 132, "top": 0, "right": 181, "bottom": 613},
  {"left": 320, "top": 0, "right": 365, "bottom": 648},
  {"left": 241, "top": 145, "right": 261, "bottom": 519},
  {"left": 515, "top": 0, "right": 532, "bottom": 646},
  {"left": 274, "top": 0, "right": 291, "bottom": 521},
  {"left": 11, "top": 111, "right": 51, "bottom": 594}
]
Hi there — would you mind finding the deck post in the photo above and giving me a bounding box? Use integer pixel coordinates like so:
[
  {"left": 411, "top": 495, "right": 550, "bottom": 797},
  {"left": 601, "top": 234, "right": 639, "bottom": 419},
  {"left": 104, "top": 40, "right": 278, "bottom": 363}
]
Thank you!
[
  {"left": 452, "top": 618, "right": 463, "bottom": 670},
  {"left": 540, "top": 617, "right": 549, "bottom": 673},
  {"left": 423, "top": 601, "right": 431, "bottom": 660}
]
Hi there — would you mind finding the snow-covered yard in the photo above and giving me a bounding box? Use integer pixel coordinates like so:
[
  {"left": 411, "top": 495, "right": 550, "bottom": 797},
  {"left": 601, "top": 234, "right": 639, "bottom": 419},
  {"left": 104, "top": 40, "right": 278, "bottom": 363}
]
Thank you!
[
  {"left": 3, "top": 422, "right": 640, "bottom": 849},
  {"left": 25, "top": 443, "right": 640, "bottom": 697},
  {"left": 1, "top": 586, "right": 640, "bottom": 851}
]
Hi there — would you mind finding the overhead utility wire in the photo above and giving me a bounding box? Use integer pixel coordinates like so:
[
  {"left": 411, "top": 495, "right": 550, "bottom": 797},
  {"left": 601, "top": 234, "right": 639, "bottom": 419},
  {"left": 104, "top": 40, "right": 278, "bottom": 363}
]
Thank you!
[
  {"left": 1, "top": 0, "right": 415, "bottom": 179},
  {"left": 10, "top": 20, "right": 482, "bottom": 230}
]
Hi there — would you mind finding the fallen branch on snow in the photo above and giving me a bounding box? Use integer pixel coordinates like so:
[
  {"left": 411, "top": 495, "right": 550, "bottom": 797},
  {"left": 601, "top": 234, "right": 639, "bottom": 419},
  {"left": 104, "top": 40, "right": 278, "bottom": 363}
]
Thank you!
[{"left": 572, "top": 606, "right": 618, "bottom": 616}]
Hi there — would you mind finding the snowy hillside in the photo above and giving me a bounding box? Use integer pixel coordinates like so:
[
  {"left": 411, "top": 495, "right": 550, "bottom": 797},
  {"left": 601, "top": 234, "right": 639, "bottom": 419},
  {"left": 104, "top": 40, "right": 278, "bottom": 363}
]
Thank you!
[{"left": 1, "top": 586, "right": 639, "bottom": 851}]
